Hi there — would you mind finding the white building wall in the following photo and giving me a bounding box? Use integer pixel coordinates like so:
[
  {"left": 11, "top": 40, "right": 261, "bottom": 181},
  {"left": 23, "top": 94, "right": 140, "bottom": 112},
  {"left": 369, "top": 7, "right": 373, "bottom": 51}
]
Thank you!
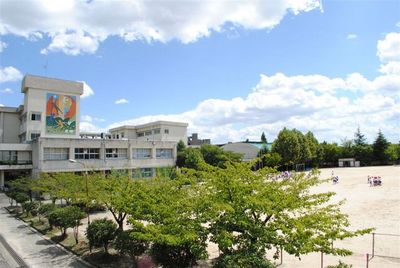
[{"left": 0, "top": 108, "right": 20, "bottom": 143}]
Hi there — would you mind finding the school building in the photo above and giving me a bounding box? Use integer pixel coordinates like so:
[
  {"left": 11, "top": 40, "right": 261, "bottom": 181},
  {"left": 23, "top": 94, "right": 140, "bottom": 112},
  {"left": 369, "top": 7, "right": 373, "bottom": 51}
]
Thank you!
[{"left": 0, "top": 75, "right": 188, "bottom": 187}]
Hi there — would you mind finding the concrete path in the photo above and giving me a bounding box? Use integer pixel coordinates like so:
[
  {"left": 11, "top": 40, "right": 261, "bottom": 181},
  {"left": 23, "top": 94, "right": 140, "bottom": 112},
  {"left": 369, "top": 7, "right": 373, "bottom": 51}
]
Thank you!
[{"left": 0, "top": 193, "right": 92, "bottom": 268}]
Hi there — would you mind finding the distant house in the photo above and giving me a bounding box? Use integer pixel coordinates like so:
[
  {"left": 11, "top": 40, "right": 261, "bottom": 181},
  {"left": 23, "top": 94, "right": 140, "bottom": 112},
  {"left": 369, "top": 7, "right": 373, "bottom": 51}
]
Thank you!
[
  {"left": 338, "top": 158, "right": 360, "bottom": 167},
  {"left": 188, "top": 133, "right": 211, "bottom": 147},
  {"left": 221, "top": 141, "right": 272, "bottom": 161}
]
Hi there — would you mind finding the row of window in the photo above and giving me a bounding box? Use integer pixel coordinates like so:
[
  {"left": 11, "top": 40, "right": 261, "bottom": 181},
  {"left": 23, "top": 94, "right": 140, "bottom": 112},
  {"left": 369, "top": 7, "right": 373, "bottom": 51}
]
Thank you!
[
  {"left": 137, "top": 128, "right": 168, "bottom": 137},
  {"left": 43, "top": 148, "right": 173, "bottom": 160}
]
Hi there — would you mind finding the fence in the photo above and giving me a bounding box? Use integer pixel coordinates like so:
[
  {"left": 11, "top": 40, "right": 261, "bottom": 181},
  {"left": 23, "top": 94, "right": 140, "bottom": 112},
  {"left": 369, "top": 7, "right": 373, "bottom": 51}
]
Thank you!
[
  {"left": 366, "top": 232, "right": 400, "bottom": 268},
  {"left": 270, "top": 232, "right": 400, "bottom": 268}
]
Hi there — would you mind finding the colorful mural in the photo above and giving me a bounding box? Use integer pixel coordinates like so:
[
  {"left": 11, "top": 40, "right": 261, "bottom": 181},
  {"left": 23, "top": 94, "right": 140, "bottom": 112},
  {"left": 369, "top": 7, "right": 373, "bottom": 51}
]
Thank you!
[{"left": 46, "top": 93, "right": 76, "bottom": 134}]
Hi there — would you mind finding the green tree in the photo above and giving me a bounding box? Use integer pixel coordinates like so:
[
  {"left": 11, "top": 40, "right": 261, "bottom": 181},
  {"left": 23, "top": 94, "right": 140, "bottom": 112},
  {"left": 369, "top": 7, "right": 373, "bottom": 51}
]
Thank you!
[
  {"left": 49, "top": 206, "right": 85, "bottom": 241},
  {"left": 353, "top": 144, "right": 373, "bottom": 166},
  {"left": 272, "top": 128, "right": 301, "bottom": 168},
  {"left": 22, "top": 201, "right": 39, "bottom": 216},
  {"left": 86, "top": 218, "right": 118, "bottom": 254},
  {"left": 127, "top": 176, "right": 208, "bottom": 267},
  {"left": 184, "top": 148, "right": 206, "bottom": 169},
  {"left": 372, "top": 130, "right": 389, "bottom": 164},
  {"left": 8, "top": 177, "right": 34, "bottom": 201},
  {"left": 385, "top": 143, "right": 400, "bottom": 162},
  {"left": 318, "top": 142, "right": 341, "bottom": 167},
  {"left": 201, "top": 144, "right": 242, "bottom": 168},
  {"left": 261, "top": 132, "right": 267, "bottom": 143},
  {"left": 14, "top": 192, "right": 29, "bottom": 211},
  {"left": 177, "top": 140, "right": 186, "bottom": 152},
  {"left": 340, "top": 138, "right": 354, "bottom": 158},
  {"left": 114, "top": 229, "right": 149, "bottom": 265},
  {"left": 305, "top": 131, "right": 319, "bottom": 166},
  {"left": 38, "top": 203, "right": 56, "bottom": 223},
  {"left": 96, "top": 172, "right": 138, "bottom": 230},
  {"left": 354, "top": 127, "right": 367, "bottom": 146},
  {"left": 200, "top": 163, "right": 371, "bottom": 264}
]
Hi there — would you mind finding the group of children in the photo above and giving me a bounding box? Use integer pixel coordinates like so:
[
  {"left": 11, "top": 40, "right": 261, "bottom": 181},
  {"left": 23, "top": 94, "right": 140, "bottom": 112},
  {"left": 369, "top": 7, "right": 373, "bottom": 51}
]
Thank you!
[{"left": 367, "top": 175, "right": 382, "bottom": 186}]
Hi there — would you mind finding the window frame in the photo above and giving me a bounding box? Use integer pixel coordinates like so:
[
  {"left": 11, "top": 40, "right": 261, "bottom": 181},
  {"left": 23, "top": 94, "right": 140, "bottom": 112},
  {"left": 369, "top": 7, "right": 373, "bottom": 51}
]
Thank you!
[
  {"left": 44, "top": 148, "right": 69, "bottom": 161},
  {"left": 74, "top": 148, "right": 100, "bottom": 160}
]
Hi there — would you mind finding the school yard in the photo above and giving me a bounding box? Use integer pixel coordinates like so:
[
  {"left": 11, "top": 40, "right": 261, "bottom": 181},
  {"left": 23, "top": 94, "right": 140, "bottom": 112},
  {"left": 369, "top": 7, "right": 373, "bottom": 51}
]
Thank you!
[{"left": 260, "top": 165, "right": 400, "bottom": 268}]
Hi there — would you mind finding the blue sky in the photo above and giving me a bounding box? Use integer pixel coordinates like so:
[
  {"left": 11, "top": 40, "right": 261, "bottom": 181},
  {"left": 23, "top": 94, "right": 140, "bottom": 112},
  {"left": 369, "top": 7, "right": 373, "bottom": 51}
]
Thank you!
[{"left": 0, "top": 0, "right": 399, "bottom": 144}]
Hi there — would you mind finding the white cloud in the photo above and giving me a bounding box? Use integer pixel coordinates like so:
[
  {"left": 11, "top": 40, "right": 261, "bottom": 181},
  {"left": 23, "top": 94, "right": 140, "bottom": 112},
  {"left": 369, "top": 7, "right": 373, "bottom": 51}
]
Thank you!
[
  {"left": 81, "top": 114, "right": 105, "bottom": 123},
  {"left": 0, "top": 88, "right": 13, "bottom": 93},
  {"left": 0, "top": 104, "right": 4, "bottom": 107},
  {"left": 0, "top": 0, "right": 321, "bottom": 55},
  {"left": 0, "top": 66, "right": 23, "bottom": 83},
  {"left": 41, "top": 31, "right": 100, "bottom": 55},
  {"left": 379, "top": 61, "right": 400, "bottom": 75},
  {"left": 377, "top": 32, "right": 400, "bottom": 62},
  {"left": 346, "top": 34, "right": 357, "bottom": 39},
  {"left": 80, "top": 81, "right": 94, "bottom": 98},
  {"left": 107, "top": 33, "right": 400, "bottom": 144},
  {"left": 81, "top": 115, "right": 93, "bottom": 122},
  {"left": 0, "top": 40, "right": 7, "bottom": 52},
  {"left": 80, "top": 121, "right": 104, "bottom": 133},
  {"left": 115, "top": 98, "right": 129, "bottom": 105}
]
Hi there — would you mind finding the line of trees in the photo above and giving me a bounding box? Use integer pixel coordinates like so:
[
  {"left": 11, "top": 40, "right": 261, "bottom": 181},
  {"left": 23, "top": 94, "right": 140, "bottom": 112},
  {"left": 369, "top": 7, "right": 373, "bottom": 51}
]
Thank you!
[
  {"left": 263, "top": 127, "right": 399, "bottom": 169},
  {"left": 5, "top": 161, "right": 371, "bottom": 267}
]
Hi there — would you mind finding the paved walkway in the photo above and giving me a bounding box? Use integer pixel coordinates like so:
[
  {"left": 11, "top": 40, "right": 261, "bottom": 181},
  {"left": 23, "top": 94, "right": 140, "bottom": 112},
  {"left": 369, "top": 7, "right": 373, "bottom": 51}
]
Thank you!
[{"left": 0, "top": 193, "right": 92, "bottom": 268}]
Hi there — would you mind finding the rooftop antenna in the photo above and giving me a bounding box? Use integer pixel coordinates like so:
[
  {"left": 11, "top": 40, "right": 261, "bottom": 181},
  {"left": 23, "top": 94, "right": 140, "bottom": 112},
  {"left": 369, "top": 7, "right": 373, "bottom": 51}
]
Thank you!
[
  {"left": 43, "top": 58, "right": 48, "bottom": 77},
  {"left": 319, "top": 0, "right": 324, "bottom": 13}
]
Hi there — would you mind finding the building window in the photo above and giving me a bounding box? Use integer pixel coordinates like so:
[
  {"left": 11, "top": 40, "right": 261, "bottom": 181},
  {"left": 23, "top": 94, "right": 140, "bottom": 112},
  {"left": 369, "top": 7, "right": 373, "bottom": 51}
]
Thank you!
[
  {"left": 164, "top": 129, "right": 169, "bottom": 134},
  {"left": 156, "top": 149, "right": 173, "bottom": 159},
  {"left": 31, "top": 112, "right": 41, "bottom": 121},
  {"left": 153, "top": 128, "right": 161, "bottom": 134},
  {"left": 133, "top": 168, "right": 154, "bottom": 178},
  {"left": 30, "top": 133, "right": 40, "bottom": 140},
  {"left": 74, "top": 148, "right": 100, "bottom": 159},
  {"left": 137, "top": 132, "right": 144, "bottom": 137},
  {"left": 0, "top": 151, "right": 17, "bottom": 163},
  {"left": 106, "top": 148, "right": 128, "bottom": 159},
  {"left": 121, "top": 132, "right": 125, "bottom": 138},
  {"left": 144, "top": 130, "right": 152, "bottom": 136},
  {"left": 133, "top": 148, "right": 152, "bottom": 159},
  {"left": 44, "top": 148, "right": 69, "bottom": 161}
]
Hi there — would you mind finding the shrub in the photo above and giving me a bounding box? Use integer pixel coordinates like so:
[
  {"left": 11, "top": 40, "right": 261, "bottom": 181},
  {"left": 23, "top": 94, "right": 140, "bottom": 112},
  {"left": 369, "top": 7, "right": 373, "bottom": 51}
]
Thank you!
[
  {"left": 327, "top": 260, "right": 353, "bottom": 268},
  {"left": 37, "top": 203, "right": 56, "bottom": 223},
  {"left": 38, "top": 203, "right": 57, "bottom": 217},
  {"left": 14, "top": 192, "right": 29, "bottom": 205},
  {"left": 114, "top": 230, "right": 148, "bottom": 264},
  {"left": 48, "top": 206, "right": 85, "bottom": 239},
  {"left": 86, "top": 218, "right": 117, "bottom": 254},
  {"left": 213, "top": 251, "right": 276, "bottom": 268},
  {"left": 22, "top": 201, "right": 39, "bottom": 216},
  {"left": 151, "top": 243, "right": 203, "bottom": 268}
]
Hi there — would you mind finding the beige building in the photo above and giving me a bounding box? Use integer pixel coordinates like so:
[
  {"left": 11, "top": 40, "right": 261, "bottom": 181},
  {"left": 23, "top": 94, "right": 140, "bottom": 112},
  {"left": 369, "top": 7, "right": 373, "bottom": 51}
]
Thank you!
[{"left": 0, "top": 75, "right": 188, "bottom": 187}]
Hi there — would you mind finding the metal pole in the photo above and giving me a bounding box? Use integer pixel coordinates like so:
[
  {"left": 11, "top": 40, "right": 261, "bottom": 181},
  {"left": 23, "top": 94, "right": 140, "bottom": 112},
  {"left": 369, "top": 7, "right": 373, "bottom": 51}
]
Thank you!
[
  {"left": 321, "top": 252, "right": 323, "bottom": 268},
  {"left": 85, "top": 169, "right": 90, "bottom": 225},
  {"left": 372, "top": 233, "right": 375, "bottom": 257},
  {"left": 280, "top": 246, "right": 283, "bottom": 265},
  {"left": 366, "top": 253, "right": 369, "bottom": 268}
]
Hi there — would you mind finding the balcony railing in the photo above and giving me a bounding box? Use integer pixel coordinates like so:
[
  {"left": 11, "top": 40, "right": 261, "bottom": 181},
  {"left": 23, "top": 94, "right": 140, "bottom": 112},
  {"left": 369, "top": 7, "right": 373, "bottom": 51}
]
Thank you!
[{"left": 0, "top": 160, "right": 33, "bottom": 165}]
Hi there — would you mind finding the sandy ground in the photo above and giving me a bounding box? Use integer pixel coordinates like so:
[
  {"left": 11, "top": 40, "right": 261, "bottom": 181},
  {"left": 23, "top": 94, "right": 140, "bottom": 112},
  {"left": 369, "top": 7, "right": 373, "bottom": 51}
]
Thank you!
[{"left": 74, "top": 165, "right": 400, "bottom": 268}]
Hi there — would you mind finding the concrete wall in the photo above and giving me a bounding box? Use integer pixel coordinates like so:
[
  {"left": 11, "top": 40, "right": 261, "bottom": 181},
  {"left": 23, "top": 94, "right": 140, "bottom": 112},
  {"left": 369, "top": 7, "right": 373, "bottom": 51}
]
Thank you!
[
  {"left": 21, "top": 75, "right": 83, "bottom": 141},
  {"left": 0, "top": 108, "right": 20, "bottom": 143}
]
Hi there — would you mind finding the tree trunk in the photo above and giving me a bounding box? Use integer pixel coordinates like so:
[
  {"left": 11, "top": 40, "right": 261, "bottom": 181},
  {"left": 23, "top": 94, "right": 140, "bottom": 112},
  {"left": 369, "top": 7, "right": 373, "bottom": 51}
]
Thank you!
[{"left": 118, "top": 220, "right": 124, "bottom": 230}]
